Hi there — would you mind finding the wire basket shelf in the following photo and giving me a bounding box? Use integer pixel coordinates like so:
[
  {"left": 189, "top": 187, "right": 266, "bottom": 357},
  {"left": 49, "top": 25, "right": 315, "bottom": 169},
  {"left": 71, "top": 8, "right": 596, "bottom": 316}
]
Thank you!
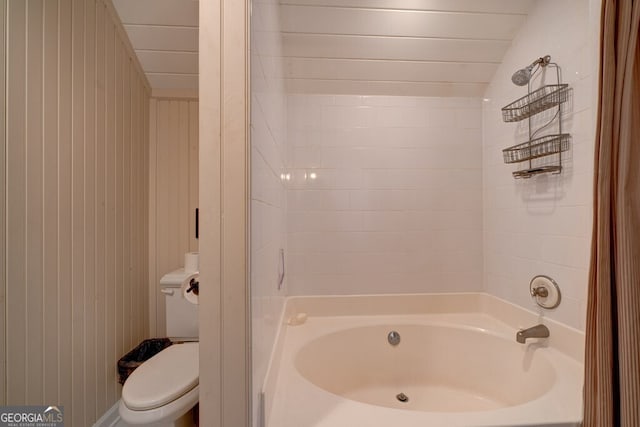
[
  {"left": 512, "top": 165, "right": 563, "bottom": 179},
  {"left": 501, "top": 84, "right": 569, "bottom": 122},
  {"left": 502, "top": 133, "right": 570, "bottom": 164}
]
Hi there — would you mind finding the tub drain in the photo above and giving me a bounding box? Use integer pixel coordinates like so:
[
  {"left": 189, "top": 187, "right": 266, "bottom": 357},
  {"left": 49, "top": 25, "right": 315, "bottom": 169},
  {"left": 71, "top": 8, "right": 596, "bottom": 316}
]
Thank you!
[
  {"left": 396, "top": 392, "right": 409, "bottom": 403},
  {"left": 387, "top": 331, "right": 401, "bottom": 346}
]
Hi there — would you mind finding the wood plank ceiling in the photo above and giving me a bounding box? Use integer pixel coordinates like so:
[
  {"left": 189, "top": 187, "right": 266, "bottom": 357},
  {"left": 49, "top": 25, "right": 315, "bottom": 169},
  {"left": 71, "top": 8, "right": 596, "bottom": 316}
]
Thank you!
[
  {"left": 113, "top": 0, "right": 535, "bottom": 96},
  {"left": 112, "top": 0, "right": 199, "bottom": 91}
]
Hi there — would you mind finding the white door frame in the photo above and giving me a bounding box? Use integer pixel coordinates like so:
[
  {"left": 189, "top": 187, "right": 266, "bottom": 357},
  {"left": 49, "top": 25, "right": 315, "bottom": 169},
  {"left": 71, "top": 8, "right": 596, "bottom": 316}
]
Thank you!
[{"left": 198, "top": 0, "right": 251, "bottom": 426}]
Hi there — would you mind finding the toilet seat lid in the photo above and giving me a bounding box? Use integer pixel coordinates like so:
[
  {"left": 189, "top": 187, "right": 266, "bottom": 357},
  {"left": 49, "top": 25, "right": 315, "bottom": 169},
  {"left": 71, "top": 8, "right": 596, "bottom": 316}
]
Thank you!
[{"left": 122, "top": 342, "right": 199, "bottom": 410}]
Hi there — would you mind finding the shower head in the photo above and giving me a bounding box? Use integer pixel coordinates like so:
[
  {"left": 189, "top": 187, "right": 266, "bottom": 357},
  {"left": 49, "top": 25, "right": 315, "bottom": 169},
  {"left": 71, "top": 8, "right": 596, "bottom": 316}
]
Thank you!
[
  {"left": 511, "top": 55, "right": 552, "bottom": 86},
  {"left": 511, "top": 65, "right": 535, "bottom": 86}
]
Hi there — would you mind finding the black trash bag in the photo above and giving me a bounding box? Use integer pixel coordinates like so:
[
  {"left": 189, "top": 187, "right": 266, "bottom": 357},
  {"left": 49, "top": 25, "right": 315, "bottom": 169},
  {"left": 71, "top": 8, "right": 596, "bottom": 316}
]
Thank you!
[{"left": 118, "top": 338, "right": 173, "bottom": 385}]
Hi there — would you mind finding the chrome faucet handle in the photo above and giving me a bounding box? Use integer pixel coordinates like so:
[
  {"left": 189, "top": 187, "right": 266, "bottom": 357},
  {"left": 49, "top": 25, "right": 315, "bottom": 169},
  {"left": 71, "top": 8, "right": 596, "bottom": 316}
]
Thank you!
[
  {"left": 529, "top": 275, "right": 561, "bottom": 309},
  {"left": 530, "top": 286, "right": 549, "bottom": 298}
]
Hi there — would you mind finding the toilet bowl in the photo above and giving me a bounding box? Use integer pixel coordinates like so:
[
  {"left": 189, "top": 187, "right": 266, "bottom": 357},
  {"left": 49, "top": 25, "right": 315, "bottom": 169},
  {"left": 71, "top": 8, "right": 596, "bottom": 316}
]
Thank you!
[
  {"left": 119, "top": 342, "right": 199, "bottom": 427},
  {"left": 119, "top": 264, "right": 200, "bottom": 426}
]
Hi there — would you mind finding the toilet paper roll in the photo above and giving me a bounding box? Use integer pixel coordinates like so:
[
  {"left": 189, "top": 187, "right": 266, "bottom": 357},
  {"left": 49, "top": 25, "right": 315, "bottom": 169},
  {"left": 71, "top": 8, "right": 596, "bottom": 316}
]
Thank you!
[
  {"left": 184, "top": 252, "right": 199, "bottom": 273},
  {"left": 181, "top": 272, "right": 199, "bottom": 305}
]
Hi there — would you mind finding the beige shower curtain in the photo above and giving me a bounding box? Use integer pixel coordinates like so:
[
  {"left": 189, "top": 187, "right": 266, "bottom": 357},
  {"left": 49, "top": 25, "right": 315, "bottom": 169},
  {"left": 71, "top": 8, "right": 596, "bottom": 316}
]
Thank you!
[{"left": 584, "top": 0, "right": 640, "bottom": 426}]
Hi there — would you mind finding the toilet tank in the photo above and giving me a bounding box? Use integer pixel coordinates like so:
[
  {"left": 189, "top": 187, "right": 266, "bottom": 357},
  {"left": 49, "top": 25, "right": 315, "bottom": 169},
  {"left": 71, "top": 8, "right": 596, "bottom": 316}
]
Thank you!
[{"left": 160, "top": 269, "right": 199, "bottom": 339}]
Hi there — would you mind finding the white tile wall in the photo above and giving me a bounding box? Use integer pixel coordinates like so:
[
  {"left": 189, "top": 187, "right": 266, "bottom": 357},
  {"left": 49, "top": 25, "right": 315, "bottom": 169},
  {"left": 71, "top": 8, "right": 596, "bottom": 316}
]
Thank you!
[
  {"left": 482, "top": 0, "right": 601, "bottom": 330},
  {"left": 287, "top": 95, "right": 484, "bottom": 295},
  {"left": 250, "top": 1, "right": 288, "bottom": 425}
]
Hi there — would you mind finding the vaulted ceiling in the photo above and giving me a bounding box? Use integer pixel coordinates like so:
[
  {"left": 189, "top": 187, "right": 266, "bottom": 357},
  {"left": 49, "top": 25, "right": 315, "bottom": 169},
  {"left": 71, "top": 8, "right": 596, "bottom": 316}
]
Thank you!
[{"left": 112, "top": 0, "right": 535, "bottom": 96}]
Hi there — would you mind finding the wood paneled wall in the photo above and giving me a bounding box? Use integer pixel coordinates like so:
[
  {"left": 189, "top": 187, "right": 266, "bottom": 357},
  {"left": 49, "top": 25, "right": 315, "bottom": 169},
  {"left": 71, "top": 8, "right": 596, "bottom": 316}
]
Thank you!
[
  {"left": 1, "top": 0, "right": 151, "bottom": 424},
  {"left": 0, "top": 0, "right": 6, "bottom": 408},
  {"left": 148, "top": 98, "right": 199, "bottom": 337}
]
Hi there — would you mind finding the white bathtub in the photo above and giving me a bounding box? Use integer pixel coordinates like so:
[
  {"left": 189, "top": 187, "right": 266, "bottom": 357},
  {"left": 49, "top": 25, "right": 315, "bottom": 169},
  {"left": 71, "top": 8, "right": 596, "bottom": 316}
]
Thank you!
[{"left": 264, "top": 293, "right": 584, "bottom": 427}]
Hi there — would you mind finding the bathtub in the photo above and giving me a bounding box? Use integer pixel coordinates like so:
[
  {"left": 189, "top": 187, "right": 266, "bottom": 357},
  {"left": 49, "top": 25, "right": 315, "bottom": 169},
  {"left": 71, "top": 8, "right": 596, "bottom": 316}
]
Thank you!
[{"left": 263, "top": 293, "right": 584, "bottom": 427}]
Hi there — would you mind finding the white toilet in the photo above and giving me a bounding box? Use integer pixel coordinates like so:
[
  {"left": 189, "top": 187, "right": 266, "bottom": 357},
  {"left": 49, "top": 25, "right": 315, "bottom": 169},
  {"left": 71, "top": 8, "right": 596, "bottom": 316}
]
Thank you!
[{"left": 119, "top": 267, "right": 200, "bottom": 427}]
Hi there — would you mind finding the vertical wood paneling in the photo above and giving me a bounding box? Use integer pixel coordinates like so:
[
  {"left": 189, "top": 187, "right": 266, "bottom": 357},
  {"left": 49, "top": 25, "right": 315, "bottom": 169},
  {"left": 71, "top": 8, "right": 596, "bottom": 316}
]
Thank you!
[
  {"left": 148, "top": 99, "right": 158, "bottom": 335},
  {"left": 129, "top": 69, "right": 137, "bottom": 354},
  {"left": 71, "top": 0, "right": 86, "bottom": 422},
  {"left": 123, "top": 56, "right": 132, "bottom": 356},
  {"left": 57, "top": 0, "right": 74, "bottom": 413},
  {"left": 139, "top": 78, "right": 147, "bottom": 342},
  {"left": 6, "top": 0, "right": 28, "bottom": 404},
  {"left": 167, "top": 102, "right": 180, "bottom": 279},
  {"left": 139, "top": 84, "right": 145, "bottom": 340},
  {"left": 143, "top": 89, "right": 149, "bottom": 334},
  {"left": 26, "top": 0, "right": 44, "bottom": 405},
  {"left": 95, "top": 0, "right": 107, "bottom": 414},
  {"left": 154, "top": 100, "right": 170, "bottom": 336},
  {"left": 130, "top": 70, "right": 140, "bottom": 346},
  {"left": 148, "top": 98, "right": 199, "bottom": 336},
  {"left": 199, "top": 0, "right": 249, "bottom": 422},
  {"left": 84, "top": 0, "right": 97, "bottom": 421},
  {"left": 178, "top": 102, "right": 189, "bottom": 252},
  {"left": 42, "top": 0, "right": 59, "bottom": 406},
  {"left": 114, "top": 38, "right": 124, "bottom": 375},
  {"left": 0, "top": 0, "right": 7, "bottom": 406},
  {"left": 188, "top": 102, "right": 199, "bottom": 252},
  {"left": 104, "top": 12, "right": 116, "bottom": 405},
  {"left": 220, "top": 0, "right": 249, "bottom": 420},
  {"left": 3, "top": 0, "right": 150, "bottom": 422},
  {"left": 143, "top": 89, "right": 150, "bottom": 338},
  {"left": 198, "top": 1, "right": 222, "bottom": 421}
]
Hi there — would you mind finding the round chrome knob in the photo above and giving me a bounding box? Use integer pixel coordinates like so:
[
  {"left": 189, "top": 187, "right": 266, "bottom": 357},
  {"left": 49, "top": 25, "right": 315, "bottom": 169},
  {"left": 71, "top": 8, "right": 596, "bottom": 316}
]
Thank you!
[
  {"left": 387, "top": 331, "right": 401, "bottom": 346},
  {"left": 529, "top": 275, "right": 561, "bottom": 309}
]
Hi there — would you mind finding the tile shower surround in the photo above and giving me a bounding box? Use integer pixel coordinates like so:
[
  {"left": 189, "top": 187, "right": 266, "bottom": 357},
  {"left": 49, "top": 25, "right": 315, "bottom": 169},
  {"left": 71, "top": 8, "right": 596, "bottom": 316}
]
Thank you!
[
  {"left": 252, "top": 5, "right": 599, "bottom": 425},
  {"left": 286, "top": 95, "right": 484, "bottom": 296},
  {"left": 283, "top": 0, "right": 599, "bottom": 332},
  {"left": 482, "top": 0, "right": 599, "bottom": 330}
]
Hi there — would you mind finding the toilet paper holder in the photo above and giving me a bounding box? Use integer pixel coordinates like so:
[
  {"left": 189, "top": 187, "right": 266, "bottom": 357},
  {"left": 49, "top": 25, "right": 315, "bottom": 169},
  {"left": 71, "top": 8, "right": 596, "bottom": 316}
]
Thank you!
[{"left": 186, "top": 278, "right": 199, "bottom": 295}]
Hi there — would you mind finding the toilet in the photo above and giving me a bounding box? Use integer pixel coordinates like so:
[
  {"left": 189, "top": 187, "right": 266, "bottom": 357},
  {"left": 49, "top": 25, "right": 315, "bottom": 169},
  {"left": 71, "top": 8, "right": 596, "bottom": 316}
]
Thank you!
[{"left": 119, "top": 267, "right": 199, "bottom": 427}]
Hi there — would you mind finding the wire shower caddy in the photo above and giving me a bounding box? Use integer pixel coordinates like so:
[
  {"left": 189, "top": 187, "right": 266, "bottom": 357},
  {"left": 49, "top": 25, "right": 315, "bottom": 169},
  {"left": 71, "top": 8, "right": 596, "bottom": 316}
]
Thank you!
[{"left": 501, "top": 57, "right": 570, "bottom": 178}]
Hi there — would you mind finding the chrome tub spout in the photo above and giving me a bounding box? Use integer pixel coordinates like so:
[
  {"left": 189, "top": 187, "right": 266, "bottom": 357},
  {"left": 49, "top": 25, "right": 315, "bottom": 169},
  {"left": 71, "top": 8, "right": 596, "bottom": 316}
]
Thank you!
[{"left": 516, "top": 324, "right": 550, "bottom": 344}]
